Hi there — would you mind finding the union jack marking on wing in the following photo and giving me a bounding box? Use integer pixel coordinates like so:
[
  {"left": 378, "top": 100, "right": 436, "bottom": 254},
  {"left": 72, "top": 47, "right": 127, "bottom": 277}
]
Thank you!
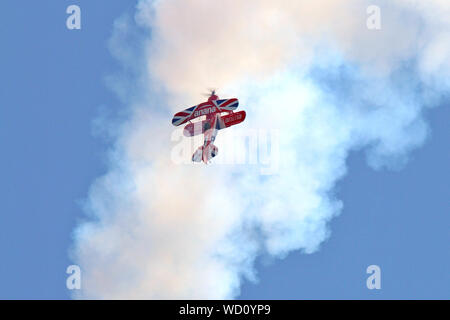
[
  {"left": 172, "top": 105, "right": 196, "bottom": 126},
  {"left": 214, "top": 98, "right": 239, "bottom": 111}
]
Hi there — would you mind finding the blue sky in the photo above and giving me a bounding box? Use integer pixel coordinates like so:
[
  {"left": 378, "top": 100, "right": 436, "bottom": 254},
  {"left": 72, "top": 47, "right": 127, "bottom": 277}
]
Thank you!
[
  {"left": 0, "top": 1, "right": 448, "bottom": 299},
  {"left": 241, "top": 106, "right": 449, "bottom": 299}
]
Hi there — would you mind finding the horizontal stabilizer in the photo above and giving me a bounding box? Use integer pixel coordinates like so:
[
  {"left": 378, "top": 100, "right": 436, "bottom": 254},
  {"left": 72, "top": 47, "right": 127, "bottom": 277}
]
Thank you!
[{"left": 192, "top": 146, "right": 203, "bottom": 162}]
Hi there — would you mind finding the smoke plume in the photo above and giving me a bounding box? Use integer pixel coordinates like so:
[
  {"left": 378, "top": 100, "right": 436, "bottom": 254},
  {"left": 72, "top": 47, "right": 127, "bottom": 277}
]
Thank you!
[{"left": 72, "top": 0, "right": 450, "bottom": 298}]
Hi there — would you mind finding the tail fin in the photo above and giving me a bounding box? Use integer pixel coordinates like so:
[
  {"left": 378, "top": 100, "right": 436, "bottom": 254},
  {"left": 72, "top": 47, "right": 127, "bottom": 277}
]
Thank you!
[
  {"left": 207, "top": 144, "right": 218, "bottom": 160},
  {"left": 203, "top": 144, "right": 218, "bottom": 163}
]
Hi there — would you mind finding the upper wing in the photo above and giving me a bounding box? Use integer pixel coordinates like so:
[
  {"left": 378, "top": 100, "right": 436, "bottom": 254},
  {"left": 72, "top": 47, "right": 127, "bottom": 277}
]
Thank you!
[
  {"left": 214, "top": 98, "right": 239, "bottom": 111},
  {"left": 172, "top": 98, "right": 239, "bottom": 126},
  {"left": 171, "top": 105, "right": 197, "bottom": 126}
]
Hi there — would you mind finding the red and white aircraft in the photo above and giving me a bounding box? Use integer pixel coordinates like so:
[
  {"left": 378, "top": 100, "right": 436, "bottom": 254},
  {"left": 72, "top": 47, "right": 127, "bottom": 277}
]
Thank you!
[{"left": 171, "top": 90, "right": 246, "bottom": 163}]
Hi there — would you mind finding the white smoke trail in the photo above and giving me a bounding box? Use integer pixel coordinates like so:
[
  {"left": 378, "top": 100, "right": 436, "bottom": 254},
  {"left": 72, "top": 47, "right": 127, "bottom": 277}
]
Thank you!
[{"left": 72, "top": 0, "right": 450, "bottom": 298}]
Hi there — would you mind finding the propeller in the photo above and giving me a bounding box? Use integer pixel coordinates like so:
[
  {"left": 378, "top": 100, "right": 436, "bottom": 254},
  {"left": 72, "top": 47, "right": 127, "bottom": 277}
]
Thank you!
[{"left": 202, "top": 88, "right": 217, "bottom": 97}]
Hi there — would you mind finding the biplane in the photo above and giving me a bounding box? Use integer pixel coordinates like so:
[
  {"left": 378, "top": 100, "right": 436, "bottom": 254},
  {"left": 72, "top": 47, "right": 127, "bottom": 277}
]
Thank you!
[{"left": 171, "top": 90, "right": 246, "bottom": 163}]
